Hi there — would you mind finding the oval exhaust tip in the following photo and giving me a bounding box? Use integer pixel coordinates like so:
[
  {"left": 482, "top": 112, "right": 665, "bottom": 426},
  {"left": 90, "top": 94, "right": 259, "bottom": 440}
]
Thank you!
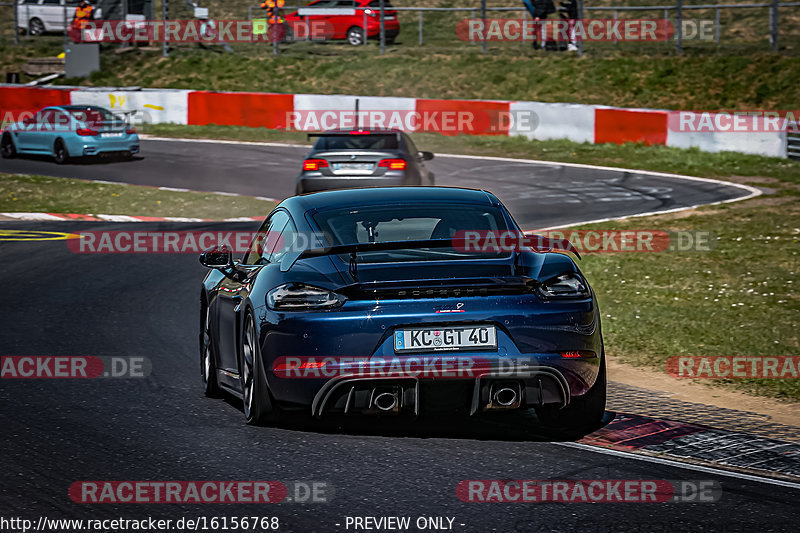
[
  {"left": 493, "top": 387, "right": 518, "bottom": 407},
  {"left": 374, "top": 392, "right": 398, "bottom": 411}
]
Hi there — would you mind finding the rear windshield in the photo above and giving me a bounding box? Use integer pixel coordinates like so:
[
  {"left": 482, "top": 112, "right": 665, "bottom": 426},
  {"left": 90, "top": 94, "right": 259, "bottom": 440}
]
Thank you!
[
  {"left": 312, "top": 133, "right": 399, "bottom": 151},
  {"left": 312, "top": 204, "right": 510, "bottom": 262},
  {"left": 66, "top": 108, "right": 126, "bottom": 129}
]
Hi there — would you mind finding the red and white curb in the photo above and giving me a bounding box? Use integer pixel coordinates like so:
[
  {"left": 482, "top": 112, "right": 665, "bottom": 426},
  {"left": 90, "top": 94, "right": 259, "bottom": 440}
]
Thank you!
[{"left": 0, "top": 212, "right": 264, "bottom": 223}]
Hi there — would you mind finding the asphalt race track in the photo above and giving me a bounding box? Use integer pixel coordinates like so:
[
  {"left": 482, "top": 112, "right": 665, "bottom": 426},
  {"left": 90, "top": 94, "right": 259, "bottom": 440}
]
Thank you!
[
  {"left": 0, "top": 138, "right": 752, "bottom": 228},
  {"left": 2, "top": 140, "right": 795, "bottom": 533}
]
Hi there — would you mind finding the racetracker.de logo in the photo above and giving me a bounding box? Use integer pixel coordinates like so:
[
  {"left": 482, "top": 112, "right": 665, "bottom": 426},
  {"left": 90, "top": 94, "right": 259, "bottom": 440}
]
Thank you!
[
  {"left": 286, "top": 110, "right": 538, "bottom": 134},
  {"left": 0, "top": 356, "right": 150, "bottom": 379},
  {"left": 452, "top": 230, "right": 716, "bottom": 254},
  {"left": 666, "top": 356, "right": 800, "bottom": 379},
  {"left": 457, "top": 480, "right": 721, "bottom": 503},
  {"left": 458, "top": 18, "right": 674, "bottom": 42},
  {"left": 70, "top": 20, "right": 334, "bottom": 44},
  {"left": 68, "top": 481, "right": 287, "bottom": 504},
  {"left": 669, "top": 111, "right": 800, "bottom": 133}
]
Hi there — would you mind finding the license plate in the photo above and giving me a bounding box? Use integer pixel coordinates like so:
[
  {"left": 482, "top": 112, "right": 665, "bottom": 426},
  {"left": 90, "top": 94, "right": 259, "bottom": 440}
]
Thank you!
[
  {"left": 394, "top": 325, "right": 497, "bottom": 353},
  {"left": 334, "top": 162, "right": 373, "bottom": 171},
  {"left": 101, "top": 132, "right": 124, "bottom": 138}
]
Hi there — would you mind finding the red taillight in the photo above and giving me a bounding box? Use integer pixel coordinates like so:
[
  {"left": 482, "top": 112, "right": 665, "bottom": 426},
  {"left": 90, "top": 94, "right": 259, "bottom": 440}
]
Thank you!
[
  {"left": 379, "top": 158, "right": 407, "bottom": 170},
  {"left": 303, "top": 159, "right": 329, "bottom": 171},
  {"left": 560, "top": 351, "right": 582, "bottom": 358},
  {"left": 273, "top": 360, "right": 328, "bottom": 372},
  {"left": 76, "top": 128, "right": 98, "bottom": 136},
  {"left": 126, "top": 127, "right": 136, "bottom": 134},
  {"left": 349, "top": 130, "right": 370, "bottom": 135}
]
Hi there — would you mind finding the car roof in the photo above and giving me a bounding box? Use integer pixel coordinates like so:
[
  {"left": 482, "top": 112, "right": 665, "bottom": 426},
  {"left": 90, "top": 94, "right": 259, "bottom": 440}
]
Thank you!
[
  {"left": 284, "top": 187, "right": 499, "bottom": 214},
  {"left": 315, "top": 128, "right": 404, "bottom": 135},
  {"left": 59, "top": 105, "right": 111, "bottom": 112}
]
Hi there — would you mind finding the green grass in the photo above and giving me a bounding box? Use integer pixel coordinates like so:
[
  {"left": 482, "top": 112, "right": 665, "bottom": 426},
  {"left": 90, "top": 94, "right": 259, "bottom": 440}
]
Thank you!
[
  {"left": 581, "top": 196, "right": 800, "bottom": 401},
  {"left": 0, "top": 173, "right": 276, "bottom": 219}
]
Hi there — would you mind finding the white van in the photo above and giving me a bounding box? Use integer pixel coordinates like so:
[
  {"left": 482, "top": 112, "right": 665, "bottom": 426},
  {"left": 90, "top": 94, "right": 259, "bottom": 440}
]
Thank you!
[{"left": 16, "top": 0, "right": 102, "bottom": 36}]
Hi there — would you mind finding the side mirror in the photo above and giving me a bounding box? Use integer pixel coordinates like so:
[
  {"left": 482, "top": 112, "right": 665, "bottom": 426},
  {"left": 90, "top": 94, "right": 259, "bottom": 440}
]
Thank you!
[
  {"left": 419, "top": 151, "right": 434, "bottom": 161},
  {"left": 199, "top": 245, "right": 233, "bottom": 269}
]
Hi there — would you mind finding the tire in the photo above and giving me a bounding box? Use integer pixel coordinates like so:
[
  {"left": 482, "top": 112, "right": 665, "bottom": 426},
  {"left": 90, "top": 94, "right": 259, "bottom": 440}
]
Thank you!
[
  {"left": 29, "top": 18, "right": 45, "bottom": 36},
  {"left": 535, "top": 352, "right": 607, "bottom": 435},
  {"left": 53, "top": 138, "right": 69, "bottom": 164},
  {"left": 347, "top": 26, "right": 365, "bottom": 46},
  {"left": 240, "top": 311, "right": 278, "bottom": 425},
  {"left": 1, "top": 133, "right": 16, "bottom": 159},
  {"left": 385, "top": 36, "right": 396, "bottom": 45},
  {"left": 200, "top": 303, "right": 220, "bottom": 397}
]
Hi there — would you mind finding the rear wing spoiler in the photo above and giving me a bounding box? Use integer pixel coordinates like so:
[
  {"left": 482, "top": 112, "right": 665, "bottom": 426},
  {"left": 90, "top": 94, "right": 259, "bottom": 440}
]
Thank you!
[
  {"left": 280, "top": 239, "right": 456, "bottom": 273},
  {"left": 279, "top": 236, "right": 580, "bottom": 273}
]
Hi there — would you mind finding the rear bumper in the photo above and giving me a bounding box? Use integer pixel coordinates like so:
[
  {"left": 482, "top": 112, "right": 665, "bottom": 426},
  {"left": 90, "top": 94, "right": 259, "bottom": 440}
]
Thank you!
[
  {"left": 257, "top": 295, "right": 603, "bottom": 413},
  {"left": 309, "top": 364, "right": 573, "bottom": 418},
  {"left": 65, "top": 134, "right": 140, "bottom": 157}
]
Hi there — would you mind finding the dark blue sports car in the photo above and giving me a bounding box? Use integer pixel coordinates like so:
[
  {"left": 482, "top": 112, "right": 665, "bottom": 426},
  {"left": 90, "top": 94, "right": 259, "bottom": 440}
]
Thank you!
[{"left": 199, "top": 187, "right": 606, "bottom": 433}]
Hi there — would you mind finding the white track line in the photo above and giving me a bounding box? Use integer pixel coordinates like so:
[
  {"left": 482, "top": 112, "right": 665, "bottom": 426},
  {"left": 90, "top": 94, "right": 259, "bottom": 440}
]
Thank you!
[
  {"left": 142, "top": 136, "right": 762, "bottom": 230},
  {"left": 557, "top": 442, "right": 800, "bottom": 490}
]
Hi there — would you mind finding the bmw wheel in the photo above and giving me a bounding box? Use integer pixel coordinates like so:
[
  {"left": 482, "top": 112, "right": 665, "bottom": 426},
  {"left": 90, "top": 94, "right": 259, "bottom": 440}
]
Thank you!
[
  {"left": 29, "top": 18, "right": 45, "bottom": 36},
  {"left": 347, "top": 26, "right": 365, "bottom": 46},
  {"left": 240, "top": 312, "right": 277, "bottom": 425},
  {"left": 200, "top": 304, "right": 220, "bottom": 397},
  {"left": 53, "top": 138, "right": 69, "bottom": 164},
  {"left": 1, "top": 133, "right": 16, "bottom": 159}
]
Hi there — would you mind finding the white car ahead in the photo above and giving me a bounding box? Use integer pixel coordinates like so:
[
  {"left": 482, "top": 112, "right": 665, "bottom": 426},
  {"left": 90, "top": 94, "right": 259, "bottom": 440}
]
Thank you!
[{"left": 16, "top": 0, "right": 101, "bottom": 36}]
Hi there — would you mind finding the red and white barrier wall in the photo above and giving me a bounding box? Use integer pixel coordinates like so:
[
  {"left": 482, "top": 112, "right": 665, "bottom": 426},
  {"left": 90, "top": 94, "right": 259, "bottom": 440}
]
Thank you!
[{"left": 0, "top": 85, "right": 788, "bottom": 158}]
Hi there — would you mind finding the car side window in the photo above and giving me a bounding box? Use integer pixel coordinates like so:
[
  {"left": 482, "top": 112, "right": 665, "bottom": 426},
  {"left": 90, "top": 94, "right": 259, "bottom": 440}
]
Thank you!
[
  {"left": 43, "top": 0, "right": 60, "bottom": 5},
  {"left": 270, "top": 218, "right": 298, "bottom": 264},
  {"left": 38, "top": 110, "right": 55, "bottom": 130},
  {"left": 243, "top": 210, "right": 290, "bottom": 265}
]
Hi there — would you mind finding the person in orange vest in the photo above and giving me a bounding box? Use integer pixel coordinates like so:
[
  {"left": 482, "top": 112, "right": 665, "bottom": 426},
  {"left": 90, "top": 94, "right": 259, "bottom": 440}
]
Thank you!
[
  {"left": 261, "top": 0, "right": 285, "bottom": 25},
  {"left": 71, "top": 1, "right": 94, "bottom": 32}
]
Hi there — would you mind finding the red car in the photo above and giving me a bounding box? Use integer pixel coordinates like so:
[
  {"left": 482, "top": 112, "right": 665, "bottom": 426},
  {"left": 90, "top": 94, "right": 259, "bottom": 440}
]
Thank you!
[{"left": 284, "top": 0, "right": 400, "bottom": 46}]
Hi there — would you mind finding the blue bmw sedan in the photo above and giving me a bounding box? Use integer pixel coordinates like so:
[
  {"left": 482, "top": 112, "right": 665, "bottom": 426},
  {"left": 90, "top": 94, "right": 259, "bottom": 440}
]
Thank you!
[
  {"left": 1, "top": 105, "right": 140, "bottom": 164},
  {"left": 199, "top": 187, "right": 606, "bottom": 434}
]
